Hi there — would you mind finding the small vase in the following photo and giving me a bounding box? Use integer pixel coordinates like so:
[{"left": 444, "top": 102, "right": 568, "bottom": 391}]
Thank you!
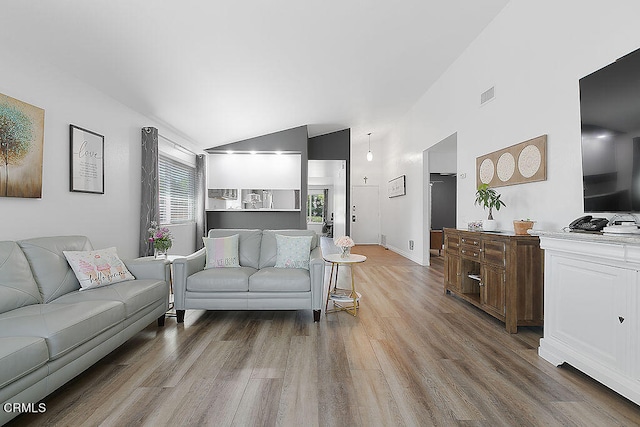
[
  {"left": 482, "top": 219, "right": 498, "bottom": 232},
  {"left": 154, "top": 248, "right": 167, "bottom": 259},
  {"left": 340, "top": 246, "right": 351, "bottom": 258}
]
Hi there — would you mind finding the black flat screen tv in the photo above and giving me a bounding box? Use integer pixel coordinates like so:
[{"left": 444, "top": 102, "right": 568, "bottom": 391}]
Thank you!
[{"left": 580, "top": 47, "right": 640, "bottom": 213}]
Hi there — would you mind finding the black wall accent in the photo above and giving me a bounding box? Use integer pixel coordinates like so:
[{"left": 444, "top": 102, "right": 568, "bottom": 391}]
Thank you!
[
  {"left": 206, "top": 126, "right": 309, "bottom": 231},
  {"left": 430, "top": 173, "right": 457, "bottom": 230},
  {"left": 308, "top": 129, "right": 351, "bottom": 235}
]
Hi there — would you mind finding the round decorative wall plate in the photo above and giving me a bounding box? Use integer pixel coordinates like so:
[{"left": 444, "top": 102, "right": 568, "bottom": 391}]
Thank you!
[
  {"left": 479, "top": 158, "right": 495, "bottom": 184},
  {"left": 497, "top": 152, "right": 515, "bottom": 182},
  {"left": 518, "top": 144, "right": 542, "bottom": 178}
]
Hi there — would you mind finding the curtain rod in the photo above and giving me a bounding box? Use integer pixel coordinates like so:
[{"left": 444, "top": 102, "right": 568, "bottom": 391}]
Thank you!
[{"left": 158, "top": 134, "right": 197, "bottom": 156}]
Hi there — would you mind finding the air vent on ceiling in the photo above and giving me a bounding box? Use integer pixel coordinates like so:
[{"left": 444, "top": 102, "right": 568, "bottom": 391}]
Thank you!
[{"left": 480, "top": 86, "right": 495, "bottom": 106}]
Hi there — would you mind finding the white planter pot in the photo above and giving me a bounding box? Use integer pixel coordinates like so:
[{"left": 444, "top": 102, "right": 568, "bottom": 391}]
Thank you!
[{"left": 482, "top": 219, "right": 497, "bottom": 231}]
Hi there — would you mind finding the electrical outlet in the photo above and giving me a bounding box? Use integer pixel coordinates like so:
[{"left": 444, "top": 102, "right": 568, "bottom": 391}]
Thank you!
[{"left": 409, "top": 240, "right": 414, "bottom": 250}]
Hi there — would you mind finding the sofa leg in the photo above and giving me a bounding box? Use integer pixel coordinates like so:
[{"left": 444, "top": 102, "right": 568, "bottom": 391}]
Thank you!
[
  {"left": 157, "top": 314, "right": 165, "bottom": 327},
  {"left": 313, "top": 309, "right": 321, "bottom": 322},
  {"left": 177, "top": 310, "right": 185, "bottom": 323}
]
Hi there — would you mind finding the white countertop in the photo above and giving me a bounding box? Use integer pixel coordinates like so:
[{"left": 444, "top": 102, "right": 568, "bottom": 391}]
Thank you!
[{"left": 530, "top": 229, "right": 640, "bottom": 245}]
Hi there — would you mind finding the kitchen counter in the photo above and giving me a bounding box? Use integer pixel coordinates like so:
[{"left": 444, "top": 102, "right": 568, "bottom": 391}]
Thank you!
[{"left": 206, "top": 208, "right": 300, "bottom": 212}]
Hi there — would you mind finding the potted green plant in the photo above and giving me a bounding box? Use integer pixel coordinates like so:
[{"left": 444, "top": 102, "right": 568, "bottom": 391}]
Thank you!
[{"left": 474, "top": 183, "right": 506, "bottom": 231}]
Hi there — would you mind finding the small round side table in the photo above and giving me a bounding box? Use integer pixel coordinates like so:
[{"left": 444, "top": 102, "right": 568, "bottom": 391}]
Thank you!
[{"left": 324, "top": 253, "right": 367, "bottom": 316}]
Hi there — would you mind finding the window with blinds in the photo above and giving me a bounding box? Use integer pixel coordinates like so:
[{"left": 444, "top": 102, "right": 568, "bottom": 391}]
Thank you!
[{"left": 158, "top": 155, "right": 195, "bottom": 224}]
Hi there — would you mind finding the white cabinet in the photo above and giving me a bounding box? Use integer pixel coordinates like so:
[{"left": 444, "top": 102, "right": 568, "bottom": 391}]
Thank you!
[
  {"left": 207, "top": 153, "right": 301, "bottom": 189},
  {"left": 537, "top": 232, "right": 640, "bottom": 405}
]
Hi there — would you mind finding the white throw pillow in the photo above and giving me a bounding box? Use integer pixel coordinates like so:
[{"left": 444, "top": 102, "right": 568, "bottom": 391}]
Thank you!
[
  {"left": 63, "top": 247, "right": 135, "bottom": 290},
  {"left": 203, "top": 234, "right": 240, "bottom": 268},
  {"left": 274, "top": 234, "right": 312, "bottom": 270}
]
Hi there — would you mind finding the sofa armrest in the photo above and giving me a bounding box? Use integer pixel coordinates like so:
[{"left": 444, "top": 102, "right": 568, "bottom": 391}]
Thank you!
[
  {"left": 309, "top": 246, "right": 325, "bottom": 310},
  {"left": 124, "top": 258, "right": 170, "bottom": 283},
  {"left": 172, "top": 248, "right": 206, "bottom": 310}
]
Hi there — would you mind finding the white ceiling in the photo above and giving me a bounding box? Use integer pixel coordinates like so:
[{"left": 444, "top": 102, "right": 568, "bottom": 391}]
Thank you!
[{"left": 1, "top": 1, "right": 509, "bottom": 151}]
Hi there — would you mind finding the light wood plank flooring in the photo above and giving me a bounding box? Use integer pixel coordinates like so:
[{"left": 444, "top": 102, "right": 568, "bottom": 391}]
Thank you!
[{"left": 9, "top": 245, "right": 640, "bottom": 426}]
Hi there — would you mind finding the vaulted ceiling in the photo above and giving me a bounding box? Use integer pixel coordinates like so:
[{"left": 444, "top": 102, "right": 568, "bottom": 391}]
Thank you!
[{"left": 1, "top": 1, "right": 509, "bottom": 150}]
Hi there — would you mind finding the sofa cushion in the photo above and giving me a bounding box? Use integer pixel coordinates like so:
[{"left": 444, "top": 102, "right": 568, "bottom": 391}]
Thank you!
[
  {"left": 18, "top": 236, "right": 93, "bottom": 302},
  {"left": 63, "top": 247, "right": 136, "bottom": 290},
  {"left": 274, "top": 234, "right": 312, "bottom": 270},
  {"left": 249, "top": 267, "right": 311, "bottom": 292},
  {"left": 259, "top": 230, "right": 317, "bottom": 269},
  {"left": 0, "top": 300, "right": 124, "bottom": 360},
  {"left": 208, "top": 229, "right": 262, "bottom": 269},
  {"left": 203, "top": 234, "right": 240, "bottom": 268},
  {"left": 186, "top": 266, "right": 256, "bottom": 292},
  {"left": 0, "top": 336, "right": 49, "bottom": 389},
  {"left": 0, "top": 241, "right": 42, "bottom": 315},
  {"left": 51, "top": 279, "right": 167, "bottom": 319}
]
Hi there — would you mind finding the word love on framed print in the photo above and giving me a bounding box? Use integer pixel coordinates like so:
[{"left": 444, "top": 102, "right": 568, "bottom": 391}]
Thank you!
[{"left": 70, "top": 124, "right": 104, "bottom": 194}]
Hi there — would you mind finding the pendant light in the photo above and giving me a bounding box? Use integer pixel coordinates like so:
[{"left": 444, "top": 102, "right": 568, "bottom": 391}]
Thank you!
[{"left": 366, "top": 132, "right": 373, "bottom": 162}]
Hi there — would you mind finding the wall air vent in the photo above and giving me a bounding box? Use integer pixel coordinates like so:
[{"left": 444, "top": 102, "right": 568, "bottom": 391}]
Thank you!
[{"left": 480, "top": 86, "right": 495, "bottom": 106}]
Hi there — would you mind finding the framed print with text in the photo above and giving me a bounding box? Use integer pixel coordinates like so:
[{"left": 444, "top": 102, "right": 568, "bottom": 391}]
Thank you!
[
  {"left": 388, "top": 175, "right": 406, "bottom": 198},
  {"left": 70, "top": 124, "right": 104, "bottom": 194}
]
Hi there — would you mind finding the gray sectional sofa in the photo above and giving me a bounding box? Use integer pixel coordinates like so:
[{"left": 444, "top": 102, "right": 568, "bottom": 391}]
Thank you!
[
  {"left": 173, "top": 229, "right": 325, "bottom": 322},
  {"left": 0, "top": 236, "right": 169, "bottom": 426}
]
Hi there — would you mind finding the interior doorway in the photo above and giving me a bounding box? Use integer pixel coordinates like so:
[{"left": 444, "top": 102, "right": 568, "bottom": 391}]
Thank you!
[
  {"left": 308, "top": 160, "right": 347, "bottom": 239},
  {"left": 423, "top": 133, "right": 457, "bottom": 265}
]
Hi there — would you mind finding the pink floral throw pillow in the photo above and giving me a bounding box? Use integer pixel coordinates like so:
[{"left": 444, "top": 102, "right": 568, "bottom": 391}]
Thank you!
[{"left": 63, "top": 247, "right": 135, "bottom": 290}]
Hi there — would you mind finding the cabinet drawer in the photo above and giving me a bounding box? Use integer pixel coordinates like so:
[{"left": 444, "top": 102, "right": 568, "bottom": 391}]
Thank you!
[
  {"left": 445, "top": 234, "right": 460, "bottom": 252},
  {"left": 460, "top": 236, "right": 480, "bottom": 247},
  {"left": 483, "top": 240, "right": 506, "bottom": 266},
  {"left": 460, "top": 246, "right": 481, "bottom": 259}
]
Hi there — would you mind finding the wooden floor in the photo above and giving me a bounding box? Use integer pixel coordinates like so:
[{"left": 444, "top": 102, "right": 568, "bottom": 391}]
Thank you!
[{"left": 10, "top": 246, "right": 640, "bottom": 426}]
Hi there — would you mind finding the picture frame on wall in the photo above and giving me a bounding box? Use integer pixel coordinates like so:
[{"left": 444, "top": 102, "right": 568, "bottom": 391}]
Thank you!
[
  {"left": 70, "top": 124, "right": 104, "bottom": 194},
  {"left": 388, "top": 175, "right": 406, "bottom": 198}
]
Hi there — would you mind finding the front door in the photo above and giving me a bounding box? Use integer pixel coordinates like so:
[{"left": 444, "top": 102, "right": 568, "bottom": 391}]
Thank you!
[{"left": 351, "top": 185, "right": 379, "bottom": 244}]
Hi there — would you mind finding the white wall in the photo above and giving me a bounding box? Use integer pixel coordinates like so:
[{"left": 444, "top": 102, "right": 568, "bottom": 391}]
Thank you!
[
  {"left": 378, "top": 1, "right": 640, "bottom": 265},
  {"left": 0, "top": 47, "right": 199, "bottom": 259}
]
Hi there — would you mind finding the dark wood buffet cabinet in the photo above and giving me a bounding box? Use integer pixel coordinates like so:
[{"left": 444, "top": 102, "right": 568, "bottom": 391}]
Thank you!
[{"left": 443, "top": 228, "right": 544, "bottom": 333}]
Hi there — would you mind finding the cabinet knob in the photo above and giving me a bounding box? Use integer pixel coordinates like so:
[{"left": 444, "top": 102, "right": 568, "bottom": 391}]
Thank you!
[
  {"left": 619, "top": 316, "right": 625, "bottom": 324},
  {"left": 479, "top": 282, "right": 484, "bottom": 286}
]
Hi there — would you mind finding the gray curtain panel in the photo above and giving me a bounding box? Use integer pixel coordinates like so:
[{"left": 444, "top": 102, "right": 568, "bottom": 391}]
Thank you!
[
  {"left": 139, "top": 127, "right": 159, "bottom": 257},
  {"left": 195, "top": 154, "right": 206, "bottom": 250}
]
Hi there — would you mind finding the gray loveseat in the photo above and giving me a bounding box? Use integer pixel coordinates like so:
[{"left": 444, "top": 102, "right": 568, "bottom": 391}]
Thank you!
[
  {"left": 173, "top": 229, "right": 325, "bottom": 322},
  {"left": 0, "top": 236, "right": 169, "bottom": 425}
]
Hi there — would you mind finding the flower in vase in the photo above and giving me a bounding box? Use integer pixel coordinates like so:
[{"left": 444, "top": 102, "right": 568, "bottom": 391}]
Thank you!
[
  {"left": 334, "top": 235, "right": 354, "bottom": 248},
  {"left": 148, "top": 221, "right": 173, "bottom": 252},
  {"left": 334, "top": 235, "right": 355, "bottom": 258}
]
